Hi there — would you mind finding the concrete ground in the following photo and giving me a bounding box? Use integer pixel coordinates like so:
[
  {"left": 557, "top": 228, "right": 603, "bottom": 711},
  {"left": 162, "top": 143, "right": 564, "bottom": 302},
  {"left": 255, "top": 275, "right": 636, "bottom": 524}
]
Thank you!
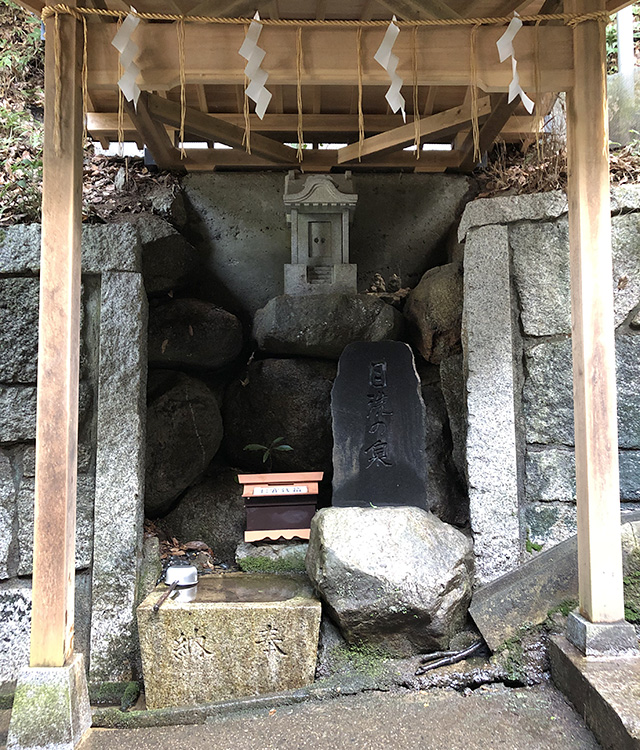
[{"left": 1, "top": 683, "right": 596, "bottom": 750}]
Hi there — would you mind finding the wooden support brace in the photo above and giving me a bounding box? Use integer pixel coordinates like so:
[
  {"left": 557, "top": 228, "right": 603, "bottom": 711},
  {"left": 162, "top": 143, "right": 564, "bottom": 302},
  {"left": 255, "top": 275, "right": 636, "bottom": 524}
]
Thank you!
[
  {"left": 124, "top": 91, "right": 184, "bottom": 171},
  {"left": 565, "top": 0, "right": 625, "bottom": 624},
  {"left": 146, "top": 92, "right": 296, "bottom": 163},
  {"left": 454, "top": 93, "right": 519, "bottom": 172},
  {"left": 337, "top": 96, "right": 491, "bottom": 163},
  {"left": 30, "top": 6, "right": 83, "bottom": 668}
]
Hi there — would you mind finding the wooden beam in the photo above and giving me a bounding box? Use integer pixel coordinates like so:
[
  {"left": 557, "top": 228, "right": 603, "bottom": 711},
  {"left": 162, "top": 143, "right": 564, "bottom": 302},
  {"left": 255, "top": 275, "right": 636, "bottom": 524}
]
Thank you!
[
  {"left": 455, "top": 93, "right": 519, "bottom": 172},
  {"left": 146, "top": 92, "right": 297, "bottom": 162},
  {"left": 337, "top": 96, "right": 491, "bottom": 162},
  {"left": 377, "top": 0, "right": 461, "bottom": 19},
  {"left": 30, "top": 4, "right": 83, "bottom": 669},
  {"left": 566, "top": 0, "right": 625, "bottom": 624},
  {"left": 87, "top": 24, "right": 574, "bottom": 92},
  {"left": 180, "top": 146, "right": 461, "bottom": 170},
  {"left": 124, "top": 92, "right": 184, "bottom": 170}
]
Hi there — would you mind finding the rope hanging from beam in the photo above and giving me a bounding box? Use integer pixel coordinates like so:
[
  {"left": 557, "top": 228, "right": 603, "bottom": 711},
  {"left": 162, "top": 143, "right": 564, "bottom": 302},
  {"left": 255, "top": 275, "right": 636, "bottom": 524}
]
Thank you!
[{"left": 43, "top": 3, "right": 605, "bottom": 168}]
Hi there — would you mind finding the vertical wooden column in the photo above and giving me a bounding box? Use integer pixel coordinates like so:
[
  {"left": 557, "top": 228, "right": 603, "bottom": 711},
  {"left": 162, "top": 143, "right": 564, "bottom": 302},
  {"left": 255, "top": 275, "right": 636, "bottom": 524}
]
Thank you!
[
  {"left": 30, "top": 7, "right": 84, "bottom": 667},
  {"left": 565, "top": 0, "right": 625, "bottom": 624}
]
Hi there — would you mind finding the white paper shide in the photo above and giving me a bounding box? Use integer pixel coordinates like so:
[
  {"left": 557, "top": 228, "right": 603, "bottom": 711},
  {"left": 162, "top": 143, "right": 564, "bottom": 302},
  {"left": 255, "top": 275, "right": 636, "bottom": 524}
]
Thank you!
[
  {"left": 374, "top": 17, "right": 406, "bottom": 122},
  {"left": 238, "top": 11, "right": 272, "bottom": 119},
  {"left": 111, "top": 10, "right": 141, "bottom": 107},
  {"left": 496, "top": 12, "right": 535, "bottom": 114}
]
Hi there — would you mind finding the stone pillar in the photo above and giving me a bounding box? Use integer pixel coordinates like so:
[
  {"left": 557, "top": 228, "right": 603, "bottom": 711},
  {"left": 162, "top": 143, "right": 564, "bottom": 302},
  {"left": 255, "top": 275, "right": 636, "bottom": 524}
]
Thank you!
[
  {"left": 89, "top": 272, "right": 147, "bottom": 682},
  {"left": 462, "top": 224, "right": 521, "bottom": 585}
]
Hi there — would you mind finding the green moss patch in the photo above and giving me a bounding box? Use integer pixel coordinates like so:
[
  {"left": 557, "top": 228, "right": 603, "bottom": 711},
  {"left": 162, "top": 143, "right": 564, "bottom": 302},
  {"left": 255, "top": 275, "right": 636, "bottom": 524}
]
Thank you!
[
  {"left": 624, "top": 570, "right": 640, "bottom": 623},
  {"left": 237, "top": 555, "right": 306, "bottom": 574}
]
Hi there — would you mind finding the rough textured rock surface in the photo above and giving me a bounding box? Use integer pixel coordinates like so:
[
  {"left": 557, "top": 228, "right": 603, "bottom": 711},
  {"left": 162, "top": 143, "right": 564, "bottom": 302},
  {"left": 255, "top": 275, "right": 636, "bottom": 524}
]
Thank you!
[
  {"left": 421, "top": 383, "right": 468, "bottom": 527},
  {"left": 439, "top": 354, "right": 467, "bottom": 482},
  {"left": 148, "top": 297, "right": 243, "bottom": 371},
  {"left": 0, "top": 583, "right": 32, "bottom": 686},
  {"left": 0, "top": 450, "right": 15, "bottom": 580},
  {"left": 253, "top": 294, "right": 404, "bottom": 360},
  {"left": 145, "top": 374, "right": 223, "bottom": 518},
  {"left": 404, "top": 263, "right": 463, "bottom": 364},
  {"left": 306, "top": 507, "right": 473, "bottom": 656},
  {"left": 0, "top": 386, "right": 37, "bottom": 442},
  {"left": 157, "top": 471, "right": 245, "bottom": 566},
  {"left": 0, "top": 278, "right": 39, "bottom": 383},
  {"left": 119, "top": 213, "right": 197, "bottom": 295},
  {"left": 223, "top": 358, "right": 336, "bottom": 474}
]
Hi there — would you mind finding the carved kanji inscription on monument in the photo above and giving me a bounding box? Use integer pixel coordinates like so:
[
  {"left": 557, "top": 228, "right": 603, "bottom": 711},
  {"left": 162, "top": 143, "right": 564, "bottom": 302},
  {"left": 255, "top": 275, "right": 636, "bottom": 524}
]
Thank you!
[{"left": 331, "top": 341, "right": 428, "bottom": 509}]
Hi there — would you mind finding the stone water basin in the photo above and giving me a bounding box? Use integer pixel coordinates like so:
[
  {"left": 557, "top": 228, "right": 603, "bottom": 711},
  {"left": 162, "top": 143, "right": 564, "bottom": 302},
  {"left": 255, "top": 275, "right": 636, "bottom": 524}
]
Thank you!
[{"left": 137, "top": 573, "right": 322, "bottom": 709}]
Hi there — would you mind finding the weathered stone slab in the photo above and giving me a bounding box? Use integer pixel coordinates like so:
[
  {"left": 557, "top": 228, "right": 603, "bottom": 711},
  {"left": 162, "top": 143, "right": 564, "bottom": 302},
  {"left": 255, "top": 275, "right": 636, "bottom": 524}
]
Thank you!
[
  {"left": 90, "top": 271, "right": 147, "bottom": 683},
  {"left": 469, "top": 511, "right": 640, "bottom": 651},
  {"left": 253, "top": 294, "right": 403, "bottom": 360},
  {"left": 440, "top": 353, "right": 467, "bottom": 482},
  {"left": 404, "top": 262, "right": 463, "bottom": 364},
  {"left": 524, "top": 501, "right": 577, "bottom": 549},
  {"left": 137, "top": 573, "right": 321, "bottom": 708},
  {"left": 527, "top": 447, "right": 640, "bottom": 502},
  {"left": 16, "top": 474, "right": 94, "bottom": 575},
  {"left": 0, "top": 223, "right": 141, "bottom": 274},
  {"left": 0, "top": 278, "right": 39, "bottom": 383},
  {"left": 0, "top": 450, "right": 15, "bottom": 581},
  {"left": 458, "top": 191, "right": 569, "bottom": 242},
  {"left": 511, "top": 218, "right": 571, "bottom": 336},
  {"left": 616, "top": 333, "right": 640, "bottom": 449},
  {"left": 523, "top": 338, "right": 574, "bottom": 445},
  {"left": 462, "top": 224, "right": 520, "bottom": 584},
  {"left": 612, "top": 213, "right": 640, "bottom": 328},
  {"left": 0, "top": 386, "right": 37, "bottom": 442},
  {"left": 331, "top": 341, "right": 428, "bottom": 510},
  {"left": 148, "top": 298, "right": 243, "bottom": 370},
  {"left": 306, "top": 507, "right": 473, "bottom": 656},
  {"left": 0, "top": 583, "right": 32, "bottom": 687}
]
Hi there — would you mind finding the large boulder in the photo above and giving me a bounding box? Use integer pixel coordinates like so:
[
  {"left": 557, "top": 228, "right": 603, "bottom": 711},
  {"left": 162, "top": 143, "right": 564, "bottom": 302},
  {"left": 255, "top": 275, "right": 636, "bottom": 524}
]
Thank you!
[
  {"left": 222, "top": 357, "right": 335, "bottom": 474},
  {"left": 148, "top": 298, "right": 243, "bottom": 371},
  {"left": 404, "top": 262, "right": 463, "bottom": 364},
  {"left": 120, "top": 214, "right": 198, "bottom": 295},
  {"left": 306, "top": 507, "right": 474, "bottom": 656},
  {"left": 157, "top": 470, "right": 245, "bottom": 566},
  {"left": 145, "top": 374, "right": 223, "bottom": 517},
  {"left": 253, "top": 294, "right": 404, "bottom": 360}
]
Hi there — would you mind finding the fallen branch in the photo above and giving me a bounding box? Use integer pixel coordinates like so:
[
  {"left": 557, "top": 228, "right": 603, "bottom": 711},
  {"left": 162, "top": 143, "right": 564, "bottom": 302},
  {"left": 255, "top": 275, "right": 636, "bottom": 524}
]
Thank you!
[{"left": 415, "top": 640, "right": 484, "bottom": 675}]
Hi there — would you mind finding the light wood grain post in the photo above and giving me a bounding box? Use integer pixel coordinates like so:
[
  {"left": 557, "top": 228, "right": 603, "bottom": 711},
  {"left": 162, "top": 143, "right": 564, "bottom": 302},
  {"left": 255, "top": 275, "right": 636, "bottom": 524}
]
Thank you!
[
  {"left": 565, "top": 0, "right": 625, "bottom": 625},
  {"left": 30, "top": 6, "right": 84, "bottom": 667}
]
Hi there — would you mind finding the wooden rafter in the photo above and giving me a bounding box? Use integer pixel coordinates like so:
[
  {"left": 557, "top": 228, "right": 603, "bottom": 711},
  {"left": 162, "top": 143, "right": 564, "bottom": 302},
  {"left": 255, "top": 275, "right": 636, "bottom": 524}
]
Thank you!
[
  {"left": 124, "top": 91, "right": 184, "bottom": 170},
  {"left": 337, "top": 96, "right": 492, "bottom": 162},
  {"left": 376, "top": 0, "right": 461, "bottom": 19},
  {"left": 145, "top": 92, "right": 297, "bottom": 162},
  {"left": 454, "top": 93, "right": 519, "bottom": 172}
]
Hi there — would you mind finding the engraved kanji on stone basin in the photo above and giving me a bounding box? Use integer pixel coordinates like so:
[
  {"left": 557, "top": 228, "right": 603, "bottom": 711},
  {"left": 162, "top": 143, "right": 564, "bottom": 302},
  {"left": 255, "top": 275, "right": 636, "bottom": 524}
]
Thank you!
[{"left": 137, "top": 573, "right": 322, "bottom": 709}]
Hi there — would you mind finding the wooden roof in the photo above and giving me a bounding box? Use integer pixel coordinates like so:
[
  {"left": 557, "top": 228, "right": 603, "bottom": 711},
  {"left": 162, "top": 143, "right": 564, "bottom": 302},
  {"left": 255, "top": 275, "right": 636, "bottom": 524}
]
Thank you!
[{"left": 18, "top": 0, "right": 634, "bottom": 171}]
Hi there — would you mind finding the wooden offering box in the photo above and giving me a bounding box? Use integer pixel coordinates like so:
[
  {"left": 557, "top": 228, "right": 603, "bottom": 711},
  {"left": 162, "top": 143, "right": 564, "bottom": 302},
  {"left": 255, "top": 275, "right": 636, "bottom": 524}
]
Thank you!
[{"left": 238, "top": 472, "right": 324, "bottom": 542}]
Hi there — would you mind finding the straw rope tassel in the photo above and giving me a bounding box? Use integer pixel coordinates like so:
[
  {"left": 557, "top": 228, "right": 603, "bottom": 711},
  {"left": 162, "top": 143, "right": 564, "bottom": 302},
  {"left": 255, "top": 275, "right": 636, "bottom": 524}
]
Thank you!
[
  {"left": 412, "top": 26, "right": 420, "bottom": 159},
  {"left": 357, "top": 27, "right": 364, "bottom": 162},
  {"left": 470, "top": 24, "right": 481, "bottom": 164},
  {"left": 53, "top": 11, "right": 62, "bottom": 155},
  {"left": 116, "top": 17, "right": 124, "bottom": 156},
  {"left": 82, "top": 16, "right": 88, "bottom": 144},
  {"left": 296, "top": 26, "right": 304, "bottom": 161},
  {"left": 243, "top": 78, "right": 251, "bottom": 154},
  {"left": 177, "top": 18, "right": 187, "bottom": 159},
  {"left": 534, "top": 20, "right": 543, "bottom": 162}
]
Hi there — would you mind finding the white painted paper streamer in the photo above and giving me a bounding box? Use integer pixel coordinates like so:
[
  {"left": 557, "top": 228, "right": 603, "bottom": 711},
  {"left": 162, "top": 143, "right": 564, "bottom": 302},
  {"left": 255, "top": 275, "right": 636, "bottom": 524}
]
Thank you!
[
  {"left": 238, "top": 11, "right": 272, "bottom": 120},
  {"left": 496, "top": 12, "right": 534, "bottom": 114},
  {"left": 111, "top": 10, "right": 141, "bottom": 107},
  {"left": 374, "top": 17, "right": 406, "bottom": 122}
]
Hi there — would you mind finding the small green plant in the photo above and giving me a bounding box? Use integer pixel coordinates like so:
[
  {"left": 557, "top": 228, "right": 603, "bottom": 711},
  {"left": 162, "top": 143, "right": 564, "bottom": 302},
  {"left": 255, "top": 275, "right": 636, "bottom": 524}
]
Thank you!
[
  {"left": 624, "top": 570, "right": 640, "bottom": 623},
  {"left": 525, "top": 530, "right": 543, "bottom": 554},
  {"left": 243, "top": 436, "right": 293, "bottom": 471}
]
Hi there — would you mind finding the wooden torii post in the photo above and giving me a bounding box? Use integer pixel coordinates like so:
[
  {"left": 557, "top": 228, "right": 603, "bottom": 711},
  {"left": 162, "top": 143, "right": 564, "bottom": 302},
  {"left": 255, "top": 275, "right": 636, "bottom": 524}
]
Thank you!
[{"left": 565, "top": 0, "right": 637, "bottom": 652}]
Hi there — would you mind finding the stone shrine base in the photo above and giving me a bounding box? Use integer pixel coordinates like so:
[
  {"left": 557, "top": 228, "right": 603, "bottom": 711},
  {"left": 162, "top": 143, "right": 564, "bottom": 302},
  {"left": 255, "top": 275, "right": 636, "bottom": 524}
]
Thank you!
[
  {"left": 549, "top": 636, "right": 640, "bottom": 750},
  {"left": 137, "top": 573, "right": 321, "bottom": 709}
]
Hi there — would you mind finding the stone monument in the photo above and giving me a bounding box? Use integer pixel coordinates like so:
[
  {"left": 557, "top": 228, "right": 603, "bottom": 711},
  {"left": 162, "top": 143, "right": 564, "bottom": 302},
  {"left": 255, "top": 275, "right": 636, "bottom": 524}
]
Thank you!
[
  {"left": 331, "top": 341, "right": 429, "bottom": 509},
  {"left": 283, "top": 171, "right": 358, "bottom": 295}
]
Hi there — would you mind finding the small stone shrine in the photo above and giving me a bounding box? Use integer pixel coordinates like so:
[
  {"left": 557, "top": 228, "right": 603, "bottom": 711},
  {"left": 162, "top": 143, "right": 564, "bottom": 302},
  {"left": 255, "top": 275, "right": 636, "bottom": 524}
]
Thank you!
[
  {"left": 331, "top": 341, "right": 429, "bottom": 509},
  {"left": 283, "top": 170, "right": 358, "bottom": 295}
]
